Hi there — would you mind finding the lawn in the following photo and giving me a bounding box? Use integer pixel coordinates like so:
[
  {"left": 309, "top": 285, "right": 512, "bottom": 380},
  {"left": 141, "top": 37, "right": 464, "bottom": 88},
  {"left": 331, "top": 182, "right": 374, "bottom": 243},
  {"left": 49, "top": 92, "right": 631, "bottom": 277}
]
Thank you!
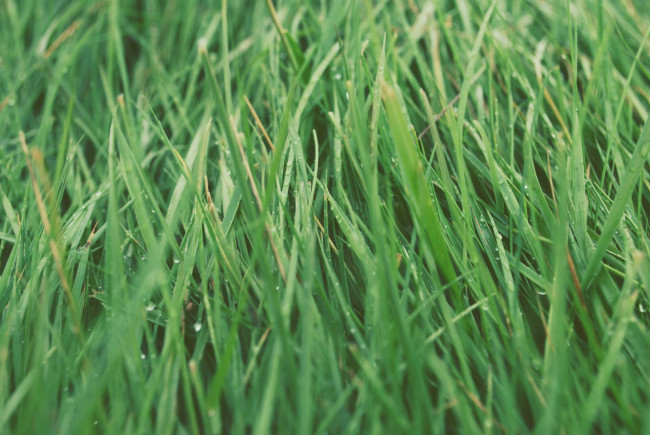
[{"left": 1, "top": 0, "right": 649, "bottom": 433}]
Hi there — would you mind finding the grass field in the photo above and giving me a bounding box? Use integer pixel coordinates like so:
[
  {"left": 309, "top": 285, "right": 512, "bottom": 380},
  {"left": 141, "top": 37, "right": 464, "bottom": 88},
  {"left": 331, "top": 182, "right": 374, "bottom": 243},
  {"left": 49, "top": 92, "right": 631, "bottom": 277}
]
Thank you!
[{"left": 1, "top": 0, "right": 650, "bottom": 433}]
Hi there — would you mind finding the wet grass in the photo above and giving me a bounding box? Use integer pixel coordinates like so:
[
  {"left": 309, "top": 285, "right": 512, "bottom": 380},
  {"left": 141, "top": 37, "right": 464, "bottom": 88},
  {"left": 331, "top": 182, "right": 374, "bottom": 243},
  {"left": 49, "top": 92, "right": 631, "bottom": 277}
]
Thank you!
[{"left": 1, "top": 0, "right": 649, "bottom": 433}]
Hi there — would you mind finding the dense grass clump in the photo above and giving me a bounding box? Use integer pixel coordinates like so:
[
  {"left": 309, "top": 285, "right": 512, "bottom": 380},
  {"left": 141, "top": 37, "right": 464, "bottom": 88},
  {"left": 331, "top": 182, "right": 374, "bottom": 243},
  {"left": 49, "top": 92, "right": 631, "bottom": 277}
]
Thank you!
[{"left": 1, "top": 0, "right": 649, "bottom": 433}]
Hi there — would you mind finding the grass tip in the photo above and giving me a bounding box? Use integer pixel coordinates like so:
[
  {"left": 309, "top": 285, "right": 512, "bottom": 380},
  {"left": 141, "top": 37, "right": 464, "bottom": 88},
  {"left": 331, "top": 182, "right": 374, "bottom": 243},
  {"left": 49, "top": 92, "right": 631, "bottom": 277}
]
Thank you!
[{"left": 197, "top": 37, "right": 208, "bottom": 55}]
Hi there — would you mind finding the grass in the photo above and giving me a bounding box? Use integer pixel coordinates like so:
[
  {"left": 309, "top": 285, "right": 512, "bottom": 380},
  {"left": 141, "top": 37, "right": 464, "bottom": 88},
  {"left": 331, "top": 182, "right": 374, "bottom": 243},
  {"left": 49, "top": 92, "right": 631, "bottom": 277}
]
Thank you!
[{"left": 1, "top": 0, "right": 649, "bottom": 433}]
